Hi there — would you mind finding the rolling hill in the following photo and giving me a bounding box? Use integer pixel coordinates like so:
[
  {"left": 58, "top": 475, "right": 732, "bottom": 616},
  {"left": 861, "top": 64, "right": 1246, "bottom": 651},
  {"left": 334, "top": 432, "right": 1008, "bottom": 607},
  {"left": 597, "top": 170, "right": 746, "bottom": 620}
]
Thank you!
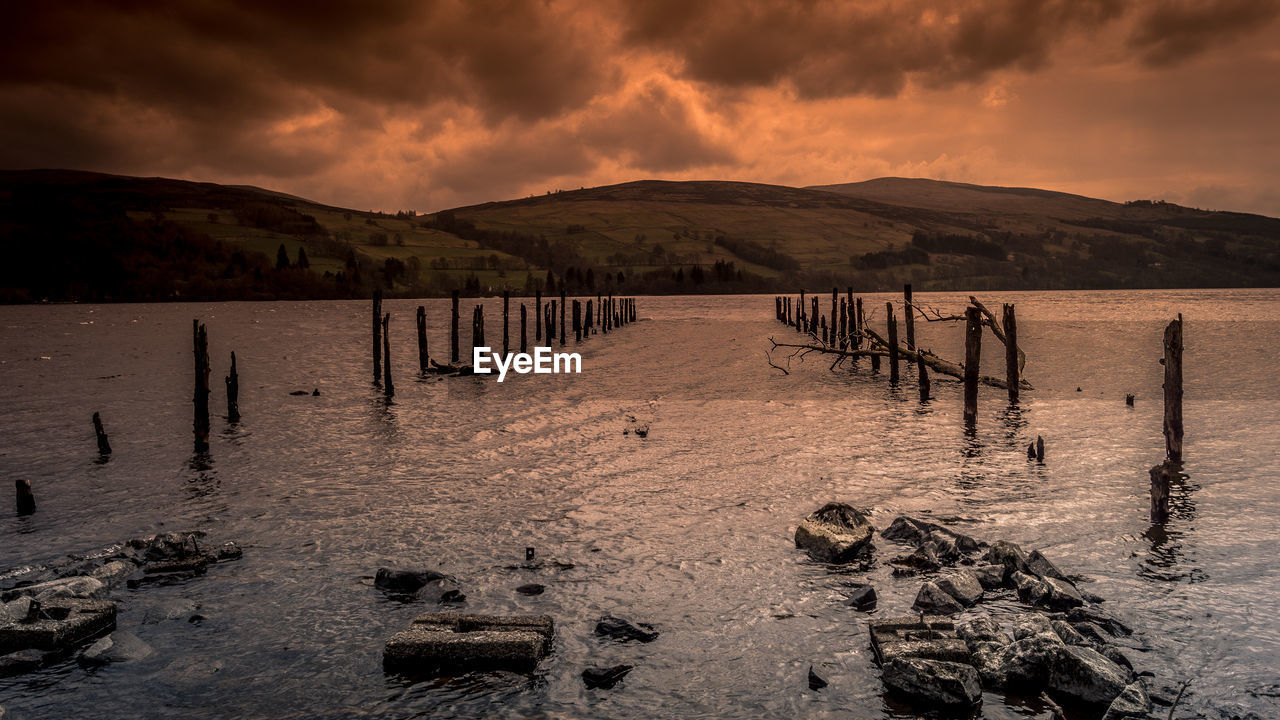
[{"left": 2, "top": 169, "right": 1278, "bottom": 302}]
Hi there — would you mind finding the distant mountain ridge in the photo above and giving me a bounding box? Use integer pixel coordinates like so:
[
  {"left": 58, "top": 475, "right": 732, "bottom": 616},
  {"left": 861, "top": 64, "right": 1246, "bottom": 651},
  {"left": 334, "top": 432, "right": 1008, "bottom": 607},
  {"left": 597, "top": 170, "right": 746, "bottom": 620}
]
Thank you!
[{"left": 2, "top": 169, "right": 1278, "bottom": 302}]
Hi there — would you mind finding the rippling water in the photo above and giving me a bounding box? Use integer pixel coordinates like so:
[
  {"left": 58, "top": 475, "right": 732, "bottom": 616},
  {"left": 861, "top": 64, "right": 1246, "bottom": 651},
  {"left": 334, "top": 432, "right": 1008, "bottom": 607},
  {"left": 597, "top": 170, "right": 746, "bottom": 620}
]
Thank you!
[{"left": 1, "top": 290, "right": 1278, "bottom": 719}]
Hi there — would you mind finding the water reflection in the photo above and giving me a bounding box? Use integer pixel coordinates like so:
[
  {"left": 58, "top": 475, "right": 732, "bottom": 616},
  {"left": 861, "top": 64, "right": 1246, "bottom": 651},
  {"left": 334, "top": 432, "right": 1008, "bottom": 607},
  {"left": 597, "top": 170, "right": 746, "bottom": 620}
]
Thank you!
[{"left": 1142, "top": 462, "right": 1205, "bottom": 582}]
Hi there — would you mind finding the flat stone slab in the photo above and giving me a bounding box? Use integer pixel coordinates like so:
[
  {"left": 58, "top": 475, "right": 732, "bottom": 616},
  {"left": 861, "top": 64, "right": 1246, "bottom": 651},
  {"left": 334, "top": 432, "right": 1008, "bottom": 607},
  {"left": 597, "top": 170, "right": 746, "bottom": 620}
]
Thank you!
[
  {"left": 385, "top": 613, "right": 554, "bottom": 673},
  {"left": 870, "top": 616, "right": 971, "bottom": 665},
  {"left": 0, "top": 598, "right": 116, "bottom": 654}
]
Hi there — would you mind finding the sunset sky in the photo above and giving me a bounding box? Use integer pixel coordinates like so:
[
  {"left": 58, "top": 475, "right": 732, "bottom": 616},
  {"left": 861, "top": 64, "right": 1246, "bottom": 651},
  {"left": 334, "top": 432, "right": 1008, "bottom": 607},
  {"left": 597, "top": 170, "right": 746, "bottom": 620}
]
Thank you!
[{"left": 3, "top": 1, "right": 1279, "bottom": 216}]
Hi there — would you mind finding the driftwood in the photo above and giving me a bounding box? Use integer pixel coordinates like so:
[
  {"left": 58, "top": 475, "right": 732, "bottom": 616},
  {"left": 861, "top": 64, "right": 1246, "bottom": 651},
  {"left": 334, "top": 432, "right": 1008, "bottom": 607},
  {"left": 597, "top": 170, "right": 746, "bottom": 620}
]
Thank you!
[{"left": 909, "top": 295, "right": 1026, "bottom": 374}]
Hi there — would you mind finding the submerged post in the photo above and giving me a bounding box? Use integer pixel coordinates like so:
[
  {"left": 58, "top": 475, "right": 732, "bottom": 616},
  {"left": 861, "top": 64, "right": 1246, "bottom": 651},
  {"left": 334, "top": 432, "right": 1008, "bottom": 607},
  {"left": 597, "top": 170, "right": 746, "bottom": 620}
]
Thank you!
[
  {"left": 963, "top": 307, "right": 982, "bottom": 427},
  {"left": 1163, "top": 314, "right": 1184, "bottom": 462},
  {"left": 372, "top": 290, "right": 382, "bottom": 385},
  {"left": 904, "top": 284, "right": 915, "bottom": 351},
  {"left": 225, "top": 352, "right": 240, "bottom": 423},
  {"left": 1150, "top": 460, "right": 1173, "bottom": 523},
  {"left": 416, "top": 306, "right": 429, "bottom": 374},
  {"left": 16, "top": 479, "right": 35, "bottom": 516},
  {"left": 886, "top": 301, "right": 899, "bottom": 384},
  {"left": 503, "top": 291, "right": 510, "bottom": 357},
  {"left": 520, "top": 304, "right": 528, "bottom": 354},
  {"left": 1003, "top": 303, "right": 1019, "bottom": 404},
  {"left": 193, "top": 320, "right": 210, "bottom": 453},
  {"left": 450, "top": 290, "right": 460, "bottom": 364},
  {"left": 93, "top": 411, "right": 112, "bottom": 454},
  {"left": 917, "top": 355, "right": 930, "bottom": 402},
  {"left": 382, "top": 313, "right": 393, "bottom": 397}
]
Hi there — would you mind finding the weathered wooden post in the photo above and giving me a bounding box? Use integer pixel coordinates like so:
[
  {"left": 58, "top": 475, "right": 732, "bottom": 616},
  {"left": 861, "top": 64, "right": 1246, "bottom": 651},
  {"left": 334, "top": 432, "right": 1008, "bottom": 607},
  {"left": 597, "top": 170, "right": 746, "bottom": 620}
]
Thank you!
[
  {"left": 382, "top": 313, "right": 393, "bottom": 397},
  {"left": 1036, "top": 435, "right": 1044, "bottom": 462},
  {"left": 886, "top": 301, "right": 899, "bottom": 384},
  {"left": 225, "top": 352, "right": 240, "bottom": 423},
  {"left": 372, "top": 290, "right": 382, "bottom": 385},
  {"left": 917, "top": 355, "right": 930, "bottom": 402},
  {"left": 450, "top": 290, "right": 460, "bottom": 363},
  {"left": 839, "top": 299, "right": 847, "bottom": 347},
  {"left": 1003, "top": 303, "right": 1019, "bottom": 404},
  {"left": 536, "top": 289, "right": 543, "bottom": 342},
  {"left": 560, "top": 289, "right": 567, "bottom": 346},
  {"left": 520, "top": 304, "right": 528, "bottom": 354},
  {"left": 1149, "top": 460, "right": 1173, "bottom": 523},
  {"left": 574, "top": 300, "right": 582, "bottom": 342},
  {"left": 810, "top": 297, "right": 818, "bottom": 334},
  {"left": 474, "top": 304, "right": 485, "bottom": 349},
  {"left": 93, "top": 411, "right": 112, "bottom": 454},
  {"left": 904, "top": 284, "right": 915, "bottom": 351},
  {"left": 846, "top": 287, "right": 854, "bottom": 338},
  {"left": 831, "top": 288, "right": 837, "bottom": 342},
  {"left": 193, "top": 320, "right": 210, "bottom": 453},
  {"left": 585, "top": 299, "right": 593, "bottom": 336},
  {"left": 16, "top": 479, "right": 35, "bottom": 515},
  {"left": 820, "top": 316, "right": 828, "bottom": 345},
  {"left": 1163, "top": 315, "right": 1184, "bottom": 461},
  {"left": 963, "top": 307, "right": 981, "bottom": 426},
  {"left": 854, "top": 298, "right": 863, "bottom": 348},
  {"left": 503, "top": 290, "right": 510, "bottom": 357},
  {"left": 416, "top": 306, "right": 429, "bottom": 373}
]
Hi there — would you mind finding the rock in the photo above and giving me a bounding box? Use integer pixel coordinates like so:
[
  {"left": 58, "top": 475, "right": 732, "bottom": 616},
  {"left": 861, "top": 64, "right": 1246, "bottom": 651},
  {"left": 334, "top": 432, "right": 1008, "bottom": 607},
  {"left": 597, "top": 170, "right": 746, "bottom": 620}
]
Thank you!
[
  {"left": 935, "top": 572, "right": 983, "bottom": 607},
  {"left": 210, "top": 542, "right": 243, "bottom": 561},
  {"left": 808, "top": 666, "right": 828, "bottom": 690},
  {"left": 143, "top": 558, "right": 208, "bottom": 576},
  {"left": 1049, "top": 645, "right": 1130, "bottom": 705},
  {"left": 142, "top": 599, "right": 200, "bottom": 624},
  {"left": 956, "top": 617, "right": 1007, "bottom": 647},
  {"left": 794, "top": 503, "right": 875, "bottom": 563},
  {"left": 844, "top": 583, "right": 877, "bottom": 611},
  {"left": 124, "top": 532, "right": 205, "bottom": 564},
  {"left": 80, "top": 631, "right": 154, "bottom": 665},
  {"left": 913, "top": 582, "right": 964, "bottom": 615},
  {"left": 1067, "top": 606, "right": 1133, "bottom": 636},
  {"left": 1103, "top": 681, "right": 1152, "bottom": 720},
  {"left": 374, "top": 568, "right": 462, "bottom": 603},
  {"left": 869, "top": 617, "right": 971, "bottom": 665},
  {"left": 971, "top": 564, "right": 1007, "bottom": 589},
  {"left": 1100, "top": 645, "right": 1134, "bottom": 673},
  {"left": 0, "top": 649, "right": 46, "bottom": 677},
  {"left": 882, "top": 657, "right": 982, "bottom": 708},
  {"left": 595, "top": 615, "right": 659, "bottom": 643},
  {"left": 384, "top": 613, "right": 554, "bottom": 673},
  {"left": 582, "top": 664, "right": 633, "bottom": 689},
  {"left": 4, "top": 598, "right": 36, "bottom": 623},
  {"left": 1025, "top": 550, "right": 1068, "bottom": 581},
  {"left": 1, "top": 576, "right": 105, "bottom": 603},
  {"left": 1081, "top": 589, "right": 1106, "bottom": 604},
  {"left": 890, "top": 544, "right": 941, "bottom": 572},
  {"left": 1072, "top": 621, "right": 1113, "bottom": 646},
  {"left": 1012, "top": 571, "right": 1050, "bottom": 605},
  {"left": 1040, "top": 577, "right": 1084, "bottom": 610},
  {"left": 515, "top": 584, "right": 545, "bottom": 596},
  {"left": 89, "top": 560, "right": 137, "bottom": 588},
  {"left": 979, "top": 635, "right": 1063, "bottom": 690},
  {"left": 984, "top": 540, "right": 1029, "bottom": 575},
  {"left": 1051, "top": 619, "right": 1087, "bottom": 645},
  {"left": 881, "top": 516, "right": 930, "bottom": 546},
  {"left": 1011, "top": 613, "right": 1057, "bottom": 641},
  {"left": 924, "top": 531, "right": 962, "bottom": 564},
  {"left": 0, "top": 598, "right": 116, "bottom": 654}
]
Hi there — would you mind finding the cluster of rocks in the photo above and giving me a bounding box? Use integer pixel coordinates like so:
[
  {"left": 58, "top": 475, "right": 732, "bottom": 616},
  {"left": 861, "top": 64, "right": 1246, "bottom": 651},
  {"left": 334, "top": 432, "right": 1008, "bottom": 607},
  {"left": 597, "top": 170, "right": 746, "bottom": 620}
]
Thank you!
[
  {"left": 0, "top": 531, "right": 241, "bottom": 677},
  {"left": 794, "top": 506, "right": 1156, "bottom": 718}
]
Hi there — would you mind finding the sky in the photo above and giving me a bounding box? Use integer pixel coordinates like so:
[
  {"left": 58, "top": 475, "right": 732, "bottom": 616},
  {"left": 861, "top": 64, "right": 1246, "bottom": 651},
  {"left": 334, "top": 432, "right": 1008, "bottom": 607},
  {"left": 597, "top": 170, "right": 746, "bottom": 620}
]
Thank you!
[{"left": 3, "top": 0, "right": 1279, "bottom": 216}]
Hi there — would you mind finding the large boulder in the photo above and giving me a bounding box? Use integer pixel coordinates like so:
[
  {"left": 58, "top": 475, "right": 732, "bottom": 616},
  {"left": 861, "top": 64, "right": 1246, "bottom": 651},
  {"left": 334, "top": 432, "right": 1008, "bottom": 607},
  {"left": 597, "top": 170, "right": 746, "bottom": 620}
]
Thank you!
[
  {"left": 882, "top": 657, "right": 982, "bottom": 708},
  {"left": 984, "top": 541, "right": 1029, "bottom": 575},
  {"left": 971, "top": 564, "right": 1007, "bottom": 589},
  {"left": 1051, "top": 620, "right": 1087, "bottom": 646},
  {"left": 1048, "top": 645, "right": 1130, "bottom": 706},
  {"left": 1040, "top": 577, "right": 1084, "bottom": 610},
  {"left": 1025, "top": 550, "right": 1068, "bottom": 581},
  {"left": 794, "top": 503, "right": 875, "bottom": 563},
  {"left": 1067, "top": 606, "right": 1133, "bottom": 637},
  {"left": 912, "top": 582, "right": 964, "bottom": 615},
  {"left": 936, "top": 572, "right": 983, "bottom": 607},
  {"left": 1103, "top": 681, "right": 1153, "bottom": 720},
  {"left": 978, "top": 635, "right": 1063, "bottom": 691},
  {"left": 956, "top": 617, "right": 1008, "bottom": 647},
  {"left": 1012, "top": 571, "right": 1050, "bottom": 605},
  {"left": 1011, "top": 613, "right": 1057, "bottom": 642}
]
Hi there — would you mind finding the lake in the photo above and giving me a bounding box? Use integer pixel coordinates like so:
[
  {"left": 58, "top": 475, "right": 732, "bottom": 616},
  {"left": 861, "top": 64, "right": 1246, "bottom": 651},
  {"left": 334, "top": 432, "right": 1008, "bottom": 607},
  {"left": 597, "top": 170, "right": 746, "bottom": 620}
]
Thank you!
[{"left": 2, "top": 290, "right": 1278, "bottom": 719}]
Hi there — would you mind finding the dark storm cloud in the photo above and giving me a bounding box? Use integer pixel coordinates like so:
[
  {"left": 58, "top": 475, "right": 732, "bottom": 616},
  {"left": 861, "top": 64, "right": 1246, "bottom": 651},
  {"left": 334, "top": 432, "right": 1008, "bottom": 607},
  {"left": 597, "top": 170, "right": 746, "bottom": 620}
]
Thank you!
[{"left": 1128, "top": 0, "right": 1280, "bottom": 66}]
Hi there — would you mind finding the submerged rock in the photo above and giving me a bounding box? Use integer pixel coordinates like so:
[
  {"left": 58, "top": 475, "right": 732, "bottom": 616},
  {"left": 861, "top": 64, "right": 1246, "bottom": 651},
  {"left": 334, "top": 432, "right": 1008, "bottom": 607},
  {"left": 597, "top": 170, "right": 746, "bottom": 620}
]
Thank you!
[
  {"left": 808, "top": 666, "right": 828, "bottom": 690},
  {"left": 515, "top": 584, "right": 545, "bottom": 596},
  {"left": 882, "top": 657, "right": 982, "bottom": 708},
  {"left": 80, "top": 631, "right": 154, "bottom": 665},
  {"left": 594, "top": 615, "right": 659, "bottom": 643},
  {"left": 375, "top": 568, "right": 462, "bottom": 603},
  {"left": 912, "top": 582, "right": 963, "bottom": 616},
  {"left": 583, "top": 664, "right": 633, "bottom": 689},
  {"left": 0, "top": 649, "right": 47, "bottom": 677},
  {"left": 844, "top": 583, "right": 877, "bottom": 611},
  {"left": 794, "top": 503, "right": 875, "bottom": 563},
  {"left": 1048, "top": 645, "right": 1129, "bottom": 706},
  {"left": 1103, "top": 681, "right": 1153, "bottom": 720},
  {"left": 936, "top": 572, "right": 984, "bottom": 607}
]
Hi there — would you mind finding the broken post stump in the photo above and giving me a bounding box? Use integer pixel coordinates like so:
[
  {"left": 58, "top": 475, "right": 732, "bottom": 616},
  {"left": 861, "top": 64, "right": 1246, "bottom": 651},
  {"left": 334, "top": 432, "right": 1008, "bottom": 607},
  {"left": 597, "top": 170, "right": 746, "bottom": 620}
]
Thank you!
[
  {"left": 560, "top": 289, "right": 567, "bottom": 346},
  {"left": 1003, "top": 303, "right": 1019, "bottom": 404},
  {"left": 502, "top": 291, "right": 510, "bottom": 357},
  {"left": 225, "top": 352, "right": 240, "bottom": 423},
  {"left": 92, "top": 411, "right": 112, "bottom": 455},
  {"left": 963, "top": 307, "right": 981, "bottom": 427},
  {"left": 416, "top": 306, "right": 429, "bottom": 374},
  {"left": 382, "top": 313, "right": 393, "bottom": 398},
  {"left": 1036, "top": 435, "right": 1044, "bottom": 462},
  {"left": 15, "top": 478, "right": 35, "bottom": 515},
  {"left": 192, "top": 320, "right": 210, "bottom": 453},
  {"left": 1150, "top": 460, "right": 1174, "bottom": 523},
  {"left": 1163, "top": 315, "right": 1184, "bottom": 461},
  {"left": 917, "top": 355, "right": 930, "bottom": 402},
  {"left": 886, "top": 301, "right": 900, "bottom": 384},
  {"left": 573, "top": 300, "right": 581, "bottom": 342},
  {"left": 904, "top": 284, "right": 916, "bottom": 351},
  {"left": 451, "top": 290, "right": 460, "bottom": 364},
  {"left": 520, "top": 304, "right": 528, "bottom": 354},
  {"left": 535, "top": 290, "right": 543, "bottom": 342},
  {"left": 372, "top": 290, "right": 382, "bottom": 385}
]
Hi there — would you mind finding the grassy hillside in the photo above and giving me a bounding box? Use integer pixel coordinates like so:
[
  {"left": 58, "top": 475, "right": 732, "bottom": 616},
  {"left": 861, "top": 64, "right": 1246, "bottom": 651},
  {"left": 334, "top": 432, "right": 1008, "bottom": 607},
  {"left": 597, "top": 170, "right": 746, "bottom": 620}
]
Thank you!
[{"left": 3, "top": 170, "right": 1278, "bottom": 302}]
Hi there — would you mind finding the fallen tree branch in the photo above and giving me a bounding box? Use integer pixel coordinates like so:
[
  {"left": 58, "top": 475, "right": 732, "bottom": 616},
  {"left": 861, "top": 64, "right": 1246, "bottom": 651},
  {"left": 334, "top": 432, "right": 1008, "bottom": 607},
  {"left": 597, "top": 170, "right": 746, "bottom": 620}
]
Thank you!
[
  {"left": 765, "top": 350, "right": 790, "bottom": 375},
  {"left": 906, "top": 296, "right": 1026, "bottom": 374}
]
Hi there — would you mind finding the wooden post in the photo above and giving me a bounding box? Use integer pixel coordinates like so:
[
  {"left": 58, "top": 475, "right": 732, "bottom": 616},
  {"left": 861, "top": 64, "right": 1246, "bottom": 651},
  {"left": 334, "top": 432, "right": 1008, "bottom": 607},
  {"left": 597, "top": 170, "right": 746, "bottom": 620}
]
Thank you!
[
  {"left": 1036, "top": 435, "right": 1045, "bottom": 462},
  {"left": 1163, "top": 315, "right": 1184, "bottom": 461},
  {"left": 1149, "top": 460, "right": 1173, "bottom": 523},
  {"left": 560, "top": 289, "right": 567, "bottom": 346},
  {"left": 382, "top": 313, "right": 393, "bottom": 397},
  {"left": 450, "top": 290, "right": 460, "bottom": 363},
  {"left": 846, "top": 287, "right": 854, "bottom": 339},
  {"left": 93, "top": 411, "right": 112, "bottom": 454},
  {"left": 585, "top": 299, "right": 593, "bottom": 336},
  {"left": 820, "top": 316, "right": 828, "bottom": 345},
  {"left": 503, "top": 291, "right": 510, "bottom": 357},
  {"left": 810, "top": 297, "right": 818, "bottom": 334},
  {"left": 831, "top": 288, "right": 837, "bottom": 344},
  {"left": 193, "top": 320, "right": 210, "bottom": 453},
  {"left": 904, "top": 284, "right": 915, "bottom": 351},
  {"left": 16, "top": 478, "right": 35, "bottom": 516},
  {"left": 536, "top": 289, "right": 543, "bottom": 342},
  {"left": 520, "top": 304, "right": 528, "bottom": 353},
  {"left": 839, "top": 299, "right": 847, "bottom": 347},
  {"left": 886, "top": 302, "right": 899, "bottom": 383},
  {"left": 225, "top": 352, "right": 240, "bottom": 423},
  {"left": 1003, "top": 303, "right": 1019, "bottom": 404},
  {"left": 917, "top": 355, "right": 930, "bottom": 402},
  {"left": 963, "top": 307, "right": 981, "bottom": 426},
  {"left": 474, "top": 304, "right": 485, "bottom": 349},
  {"left": 372, "top": 290, "right": 382, "bottom": 385},
  {"left": 574, "top": 300, "right": 582, "bottom": 342},
  {"left": 855, "top": 298, "right": 863, "bottom": 348},
  {"left": 416, "top": 306, "right": 428, "bottom": 373}
]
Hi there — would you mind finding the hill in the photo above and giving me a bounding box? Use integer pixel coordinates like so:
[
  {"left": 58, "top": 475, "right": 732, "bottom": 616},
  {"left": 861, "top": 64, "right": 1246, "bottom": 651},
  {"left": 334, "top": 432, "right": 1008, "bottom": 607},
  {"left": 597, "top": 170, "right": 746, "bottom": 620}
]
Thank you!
[{"left": 2, "top": 170, "right": 1278, "bottom": 302}]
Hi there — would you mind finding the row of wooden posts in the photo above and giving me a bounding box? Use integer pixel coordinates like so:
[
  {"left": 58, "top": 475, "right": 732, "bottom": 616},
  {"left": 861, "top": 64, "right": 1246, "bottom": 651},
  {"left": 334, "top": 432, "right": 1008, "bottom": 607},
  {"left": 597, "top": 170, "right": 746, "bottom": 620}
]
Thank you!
[{"left": 371, "top": 289, "right": 637, "bottom": 397}]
